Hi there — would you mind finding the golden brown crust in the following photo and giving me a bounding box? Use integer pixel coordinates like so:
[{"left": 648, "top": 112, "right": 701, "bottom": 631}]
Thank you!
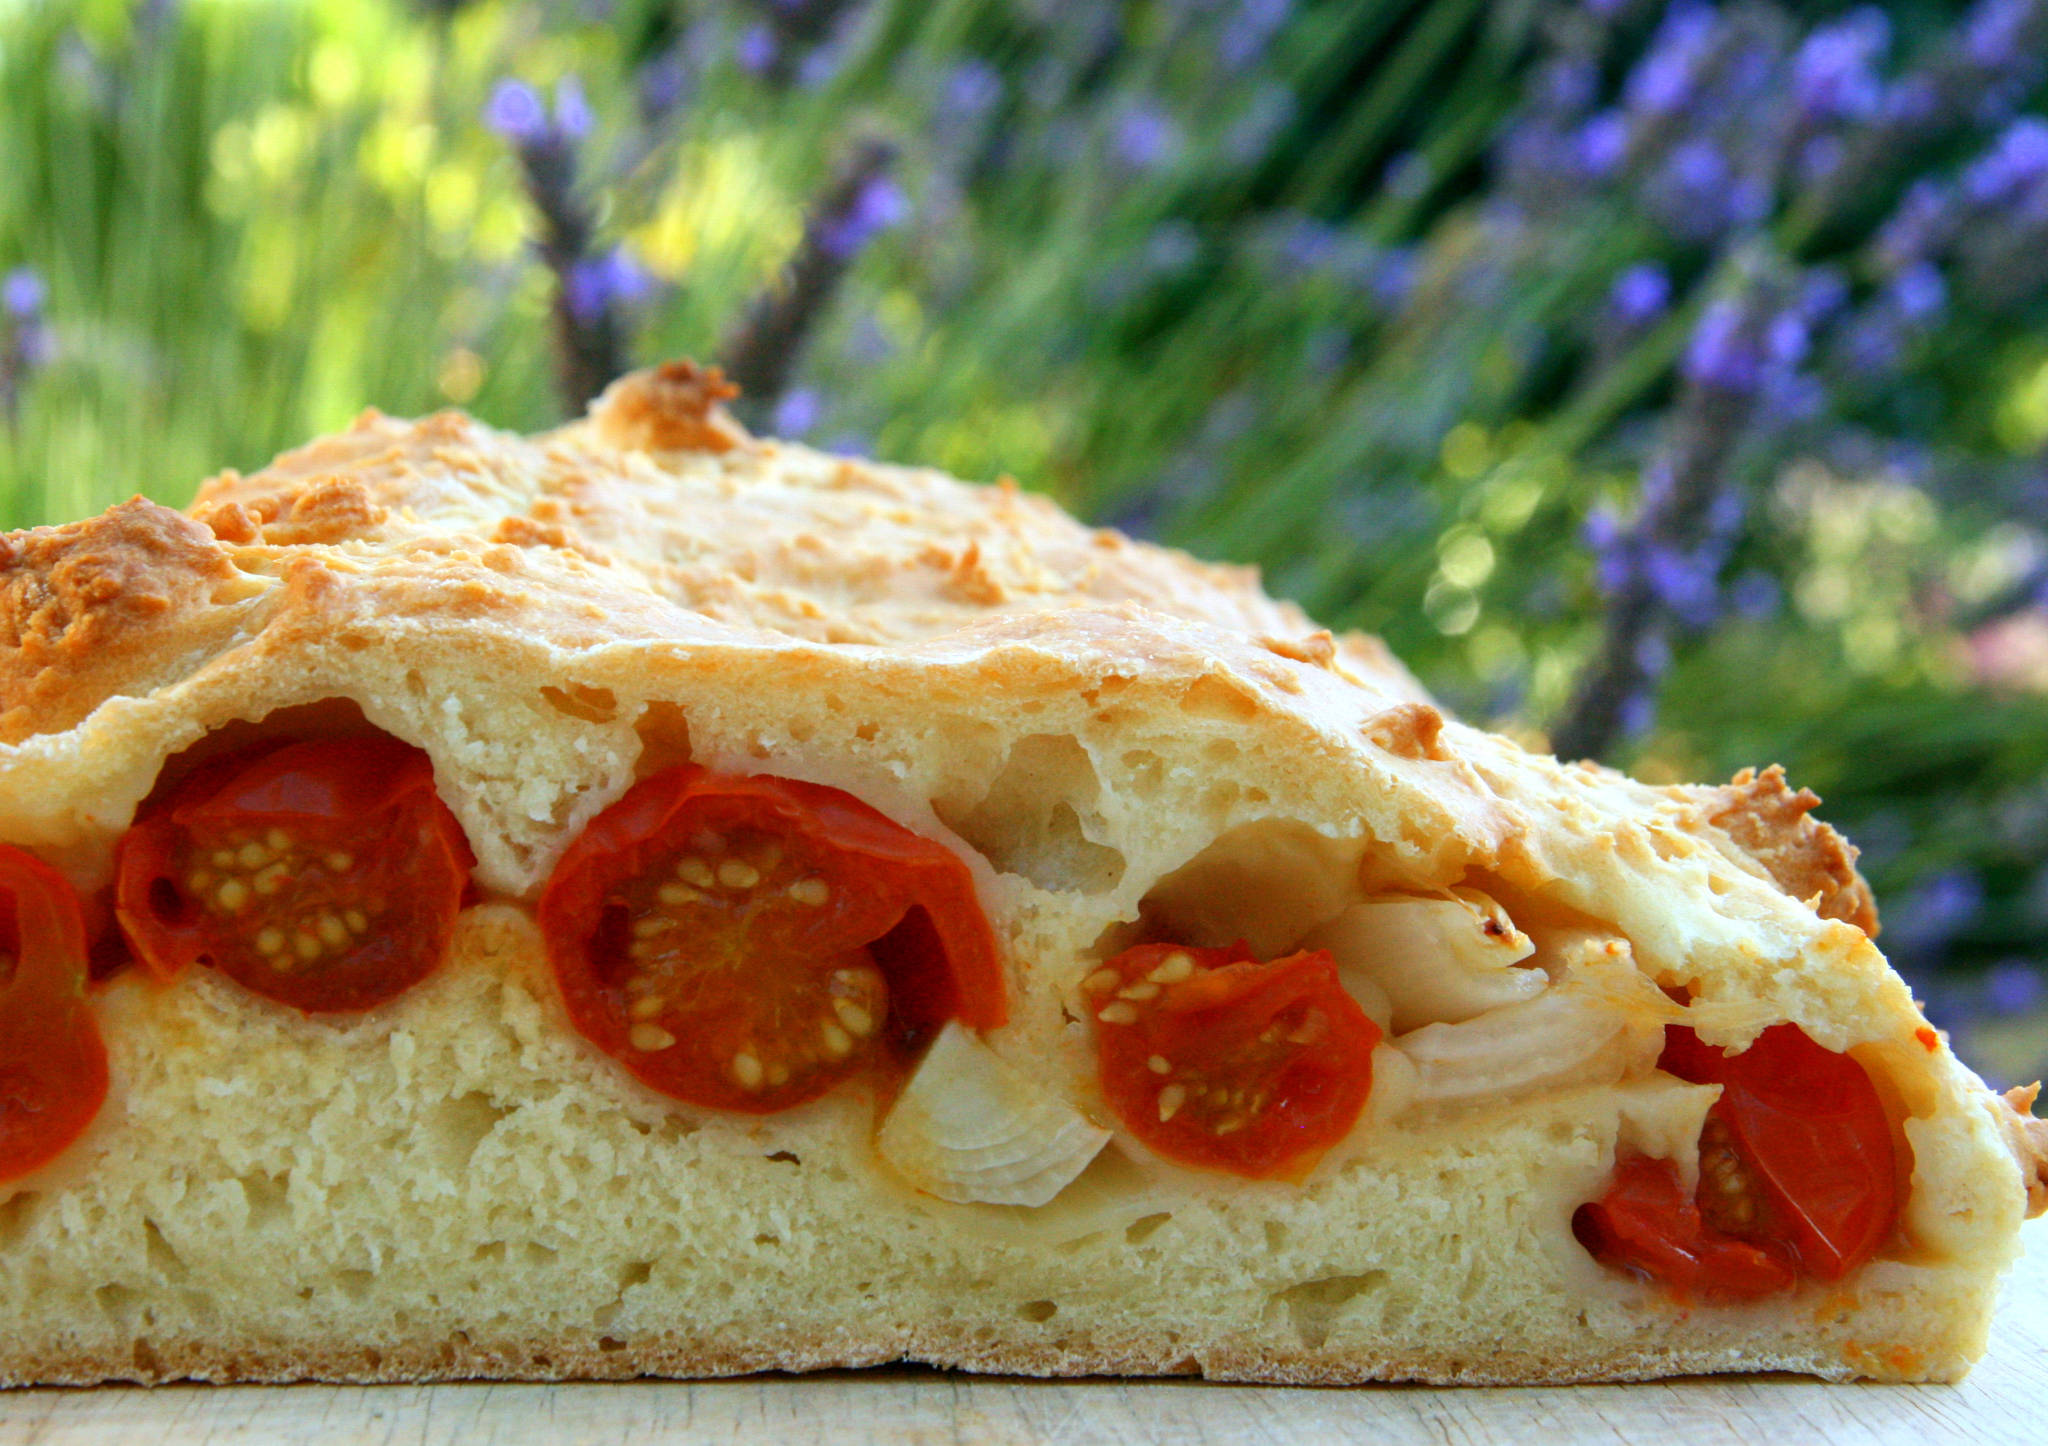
[
  {"left": 1694, "top": 765, "right": 1879, "bottom": 935},
  {"left": 588, "top": 359, "right": 748, "bottom": 454},
  {"left": 2001, "top": 1084, "right": 2048, "bottom": 1219},
  {"left": 0, "top": 498, "right": 250, "bottom": 744}
]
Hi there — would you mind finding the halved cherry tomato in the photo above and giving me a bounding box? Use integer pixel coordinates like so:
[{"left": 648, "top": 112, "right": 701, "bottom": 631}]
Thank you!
[
  {"left": 1085, "top": 941, "right": 1380, "bottom": 1180},
  {"left": 1571, "top": 1154, "right": 1796, "bottom": 1301},
  {"left": 0, "top": 845, "right": 109, "bottom": 1183},
  {"left": 113, "top": 735, "right": 473, "bottom": 1014},
  {"left": 1576, "top": 1023, "right": 1899, "bottom": 1298},
  {"left": 538, "top": 764, "right": 1005, "bottom": 1115}
]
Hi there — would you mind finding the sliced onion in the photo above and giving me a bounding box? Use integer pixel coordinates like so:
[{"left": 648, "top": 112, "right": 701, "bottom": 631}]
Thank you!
[
  {"left": 1302, "top": 887, "right": 1544, "bottom": 1033},
  {"left": 878, "top": 1022, "right": 1111, "bottom": 1207},
  {"left": 1392, "top": 957, "right": 1671, "bottom": 1105}
]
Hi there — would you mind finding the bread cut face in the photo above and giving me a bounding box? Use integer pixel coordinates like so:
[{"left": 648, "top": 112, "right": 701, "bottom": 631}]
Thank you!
[{"left": 0, "top": 362, "right": 2041, "bottom": 1387}]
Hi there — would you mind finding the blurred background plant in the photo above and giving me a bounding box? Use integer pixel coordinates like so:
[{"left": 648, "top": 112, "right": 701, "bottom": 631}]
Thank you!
[{"left": 0, "top": 0, "right": 2043, "bottom": 1083}]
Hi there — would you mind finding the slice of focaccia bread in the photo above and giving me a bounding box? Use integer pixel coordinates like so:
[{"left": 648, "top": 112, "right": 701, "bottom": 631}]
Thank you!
[{"left": 0, "top": 362, "right": 2041, "bottom": 1387}]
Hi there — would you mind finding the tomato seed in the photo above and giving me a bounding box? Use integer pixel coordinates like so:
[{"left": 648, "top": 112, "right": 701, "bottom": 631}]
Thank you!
[
  {"left": 1147, "top": 1055, "right": 1171, "bottom": 1075},
  {"left": 1158, "top": 1084, "right": 1186, "bottom": 1122},
  {"left": 731, "top": 1052, "right": 765, "bottom": 1090},
  {"left": 1082, "top": 968, "right": 1121, "bottom": 994},
  {"left": 788, "top": 878, "right": 830, "bottom": 907},
  {"left": 717, "top": 860, "right": 760, "bottom": 890},
  {"left": 833, "top": 999, "right": 876, "bottom": 1038},
  {"left": 630, "top": 1023, "right": 677, "bottom": 1052},
  {"left": 1118, "top": 982, "right": 1161, "bottom": 1002},
  {"left": 675, "top": 856, "right": 715, "bottom": 888},
  {"left": 1097, "top": 1002, "right": 1139, "bottom": 1025},
  {"left": 1148, "top": 952, "right": 1195, "bottom": 984},
  {"left": 820, "top": 1021, "right": 854, "bottom": 1058}
]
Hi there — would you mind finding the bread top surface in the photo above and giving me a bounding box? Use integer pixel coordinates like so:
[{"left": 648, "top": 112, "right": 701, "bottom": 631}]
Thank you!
[{"left": 0, "top": 361, "right": 2040, "bottom": 1238}]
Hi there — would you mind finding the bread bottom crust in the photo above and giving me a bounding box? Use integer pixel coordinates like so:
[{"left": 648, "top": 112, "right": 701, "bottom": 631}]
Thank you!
[{"left": 0, "top": 1322, "right": 1942, "bottom": 1390}]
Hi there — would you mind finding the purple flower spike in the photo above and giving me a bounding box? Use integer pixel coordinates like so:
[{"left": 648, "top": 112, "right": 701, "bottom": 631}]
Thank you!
[
  {"left": 1575, "top": 112, "right": 1629, "bottom": 178},
  {"left": 736, "top": 24, "right": 777, "bottom": 76},
  {"left": 2, "top": 267, "right": 45, "bottom": 319},
  {"left": 774, "top": 387, "right": 822, "bottom": 437},
  {"left": 940, "top": 60, "right": 1002, "bottom": 122},
  {"left": 1791, "top": 8, "right": 1889, "bottom": 124},
  {"left": 554, "top": 77, "right": 593, "bottom": 141},
  {"left": 484, "top": 79, "right": 548, "bottom": 143},
  {"left": 819, "top": 175, "right": 909, "bottom": 261},
  {"left": 1610, "top": 264, "right": 1671, "bottom": 325},
  {"left": 1890, "top": 262, "right": 1947, "bottom": 322},
  {"left": 1984, "top": 961, "right": 2044, "bottom": 1016},
  {"left": 1964, "top": 116, "right": 2048, "bottom": 206},
  {"left": 1113, "top": 104, "right": 1183, "bottom": 171},
  {"left": 1220, "top": 0, "right": 1291, "bottom": 72},
  {"left": 1618, "top": 690, "right": 1659, "bottom": 737},
  {"left": 1966, "top": 0, "right": 2034, "bottom": 69},
  {"left": 1683, "top": 298, "right": 1760, "bottom": 394},
  {"left": 565, "top": 247, "right": 653, "bottom": 325}
]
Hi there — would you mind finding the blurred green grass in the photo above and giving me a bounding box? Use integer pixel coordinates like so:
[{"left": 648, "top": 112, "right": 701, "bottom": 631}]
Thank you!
[{"left": 1, "top": 0, "right": 2043, "bottom": 1079}]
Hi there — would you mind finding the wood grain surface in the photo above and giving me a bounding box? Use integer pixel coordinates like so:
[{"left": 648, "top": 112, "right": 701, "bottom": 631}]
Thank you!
[{"left": 2, "top": 1221, "right": 2041, "bottom": 1446}]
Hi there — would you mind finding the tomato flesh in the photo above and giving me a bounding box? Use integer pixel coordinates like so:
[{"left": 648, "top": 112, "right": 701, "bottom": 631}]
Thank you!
[
  {"left": 1087, "top": 941, "right": 1379, "bottom": 1180},
  {"left": 114, "top": 735, "right": 473, "bottom": 1013},
  {"left": 538, "top": 765, "right": 1004, "bottom": 1115},
  {"left": 0, "top": 846, "right": 109, "bottom": 1183},
  {"left": 1576, "top": 1023, "right": 1899, "bottom": 1298}
]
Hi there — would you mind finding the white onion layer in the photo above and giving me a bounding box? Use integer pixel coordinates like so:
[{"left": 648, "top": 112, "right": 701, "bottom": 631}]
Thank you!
[
  {"left": 877, "top": 1022, "right": 1111, "bottom": 1207},
  {"left": 1391, "top": 956, "right": 1671, "bottom": 1105},
  {"left": 1303, "top": 887, "right": 1544, "bottom": 1033}
]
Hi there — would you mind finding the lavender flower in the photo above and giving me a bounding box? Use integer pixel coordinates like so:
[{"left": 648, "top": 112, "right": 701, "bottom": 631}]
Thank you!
[
  {"left": 564, "top": 247, "right": 653, "bottom": 325},
  {"left": 553, "top": 76, "right": 593, "bottom": 141},
  {"left": 486, "top": 74, "right": 635, "bottom": 412},
  {"left": 1218, "top": 0, "right": 1290, "bottom": 72},
  {"left": 938, "top": 60, "right": 1002, "bottom": 125},
  {"left": 1113, "top": 104, "right": 1182, "bottom": 171},
  {"left": 1609, "top": 264, "right": 1671, "bottom": 326},
  {"left": 817, "top": 175, "right": 908, "bottom": 261},
  {"left": 773, "top": 387, "right": 822, "bottom": 437},
  {"left": 483, "top": 79, "right": 548, "bottom": 144},
  {"left": 736, "top": 25, "right": 778, "bottom": 76},
  {"left": 721, "top": 137, "right": 900, "bottom": 413},
  {"left": 1790, "top": 8, "right": 1888, "bottom": 124},
  {"left": 1963, "top": 116, "right": 2048, "bottom": 206},
  {"left": 2, "top": 265, "right": 50, "bottom": 424},
  {"left": 3, "top": 268, "right": 45, "bottom": 319}
]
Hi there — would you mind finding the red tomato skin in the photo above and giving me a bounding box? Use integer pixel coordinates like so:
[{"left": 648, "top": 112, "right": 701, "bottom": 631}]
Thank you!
[
  {"left": 1659, "top": 1024, "right": 1898, "bottom": 1281},
  {"left": 1091, "top": 941, "right": 1380, "bottom": 1181},
  {"left": 1571, "top": 1155, "right": 1796, "bottom": 1302},
  {"left": 1578, "top": 1024, "right": 1900, "bottom": 1300},
  {"left": 539, "top": 765, "right": 1005, "bottom": 1114},
  {"left": 0, "top": 846, "right": 110, "bottom": 1184},
  {"left": 112, "top": 735, "right": 474, "bottom": 1013}
]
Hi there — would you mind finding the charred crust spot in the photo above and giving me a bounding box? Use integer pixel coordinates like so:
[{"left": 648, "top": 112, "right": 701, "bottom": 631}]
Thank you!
[
  {"left": 1362, "top": 701, "right": 1452, "bottom": 762},
  {"left": 0, "top": 499, "right": 241, "bottom": 742},
  {"left": 2001, "top": 1083, "right": 2048, "bottom": 1219},
  {"left": 1699, "top": 765, "right": 1879, "bottom": 936},
  {"left": 1261, "top": 630, "right": 1338, "bottom": 669},
  {"left": 589, "top": 360, "right": 747, "bottom": 455}
]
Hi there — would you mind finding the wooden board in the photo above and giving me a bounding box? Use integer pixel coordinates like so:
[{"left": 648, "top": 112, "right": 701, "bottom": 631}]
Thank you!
[{"left": 2, "top": 1221, "right": 2042, "bottom": 1446}]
